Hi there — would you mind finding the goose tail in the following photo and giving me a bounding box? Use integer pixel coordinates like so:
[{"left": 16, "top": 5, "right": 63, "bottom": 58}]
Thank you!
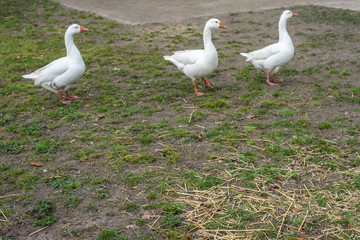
[
  {"left": 240, "top": 53, "right": 251, "bottom": 62},
  {"left": 22, "top": 73, "right": 37, "bottom": 79},
  {"left": 163, "top": 55, "right": 185, "bottom": 71},
  {"left": 163, "top": 55, "right": 171, "bottom": 61}
]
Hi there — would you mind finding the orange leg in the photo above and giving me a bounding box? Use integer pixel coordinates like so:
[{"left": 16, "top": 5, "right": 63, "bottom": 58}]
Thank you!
[
  {"left": 266, "top": 72, "right": 278, "bottom": 86},
  {"left": 65, "top": 91, "right": 79, "bottom": 100},
  {"left": 58, "top": 91, "right": 71, "bottom": 104},
  {"left": 201, "top": 77, "right": 214, "bottom": 89},
  {"left": 192, "top": 81, "right": 203, "bottom": 96},
  {"left": 272, "top": 74, "right": 283, "bottom": 83}
]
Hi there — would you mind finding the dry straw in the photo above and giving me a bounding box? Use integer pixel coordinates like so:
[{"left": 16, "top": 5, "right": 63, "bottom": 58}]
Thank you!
[{"left": 166, "top": 155, "right": 360, "bottom": 239}]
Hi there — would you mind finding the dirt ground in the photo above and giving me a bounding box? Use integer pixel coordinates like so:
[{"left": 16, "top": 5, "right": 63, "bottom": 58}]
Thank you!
[{"left": 1, "top": 1, "right": 360, "bottom": 239}]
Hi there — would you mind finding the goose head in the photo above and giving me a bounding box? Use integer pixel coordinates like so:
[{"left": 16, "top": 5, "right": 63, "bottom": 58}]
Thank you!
[
  {"left": 282, "top": 10, "right": 297, "bottom": 20},
  {"left": 66, "top": 24, "right": 88, "bottom": 36},
  {"left": 205, "top": 18, "right": 227, "bottom": 29}
]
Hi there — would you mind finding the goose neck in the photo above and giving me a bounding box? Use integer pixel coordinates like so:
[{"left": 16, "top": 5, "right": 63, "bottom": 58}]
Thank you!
[
  {"left": 203, "top": 27, "right": 215, "bottom": 52},
  {"left": 65, "top": 33, "right": 80, "bottom": 58},
  {"left": 278, "top": 16, "right": 289, "bottom": 42}
]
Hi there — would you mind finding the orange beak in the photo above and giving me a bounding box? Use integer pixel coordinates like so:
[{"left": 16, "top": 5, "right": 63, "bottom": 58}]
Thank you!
[
  {"left": 219, "top": 22, "right": 227, "bottom": 29},
  {"left": 80, "top": 26, "right": 88, "bottom": 32},
  {"left": 292, "top": 12, "right": 297, "bottom": 16}
]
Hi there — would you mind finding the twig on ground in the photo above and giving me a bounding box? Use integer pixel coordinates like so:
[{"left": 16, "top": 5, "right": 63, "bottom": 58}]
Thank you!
[
  {"left": 188, "top": 108, "right": 197, "bottom": 123},
  {"left": 276, "top": 201, "right": 294, "bottom": 239},
  {"left": 0, "top": 194, "right": 20, "bottom": 199},
  {"left": 28, "top": 226, "right": 48, "bottom": 236}
]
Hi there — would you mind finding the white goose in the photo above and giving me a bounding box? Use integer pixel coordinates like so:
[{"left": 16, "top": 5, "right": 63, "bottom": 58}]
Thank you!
[
  {"left": 164, "top": 18, "right": 227, "bottom": 96},
  {"left": 241, "top": 10, "right": 297, "bottom": 86},
  {"left": 22, "top": 24, "right": 88, "bottom": 104}
]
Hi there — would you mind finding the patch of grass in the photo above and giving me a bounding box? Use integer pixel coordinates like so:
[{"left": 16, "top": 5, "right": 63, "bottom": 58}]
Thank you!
[
  {"left": 35, "top": 139, "right": 60, "bottom": 153},
  {"left": 129, "top": 153, "right": 156, "bottom": 163},
  {"left": 319, "top": 121, "right": 333, "bottom": 129},
  {"left": 184, "top": 171, "right": 223, "bottom": 190},
  {"left": 162, "top": 202, "right": 184, "bottom": 215},
  {"left": 161, "top": 146, "right": 180, "bottom": 164},
  {"left": 136, "top": 218, "right": 146, "bottom": 227},
  {"left": 200, "top": 98, "right": 231, "bottom": 110},
  {"left": 206, "top": 122, "right": 238, "bottom": 142},
  {"left": 277, "top": 108, "right": 295, "bottom": 117},
  {"left": 151, "top": 92, "right": 184, "bottom": 103},
  {"left": 97, "top": 229, "right": 128, "bottom": 240},
  {"left": 328, "top": 81, "right": 340, "bottom": 89},
  {"left": 350, "top": 157, "right": 360, "bottom": 167},
  {"left": 32, "top": 199, "right": 57, "bottom": 226},
  {"left": 190, "top": 110, "right": 207, "bottom": 122},
  {"left": 301, "top": 65, "right": 322, "bottom": 76},
  {"left": 94, "top": 189, "right": 110, "bottom": 199},
  {"left": 123, "top": 172, "right": 141, "bottom": 187},
  {"left": 48, "top": 174, "right": 80, "bottom": 191},
  {"left": 138, "top": 134, "right": 155, "bottom": 145},
  {"left": 63, "top": 193, "right": 83, "bottom": 208},
  {"left": 61, "top": 228, "right": 83, "bottom": 238},
  {"left": 123, "top": 202, "right": 140, "bottom": 211},
  {"left": 232, "top": 65, "right": 263, "bottom": 82},
  {"left": 261, "top": 100, "right": 278, "bottom": 109},
  {"left": 161, "top": 214, "right": 181, "bottom": 229},
  {"left": 0, "top": 163, "right": 11, "bottom": 172},
  {"left": 0, "top": 141, "right": 24, "bottom": 154},
  {"left": 6, "top": 122, "right": 43, "bottom": 136},
  {"left": 316, "top": 195, "right": 328, "bottom": 207},
  {"left": 299, "top": 6, "right": 360, "bottom": 25}
]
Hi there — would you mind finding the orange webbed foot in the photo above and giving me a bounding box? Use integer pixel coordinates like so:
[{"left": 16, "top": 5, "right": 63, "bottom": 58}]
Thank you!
[
  {"left": 195, "top": 91, "right": 204, "bottom": 96},
  {"left": 201, "top": 77, "right": 214, "bottom": 89},
  {"left": 272, "top": 74, "right": 283, "bottom": 83},
  {"left": 193, "top": 81, "right": 204, "bottom": 96},
  {"left": 65, "top": 91, "right": 79, "bottom": 100},
  {"left": 68, "top": 96, "right": 79, "bottom": 100},
  {"left": 266, "top": 80, "right": 278, "bottom": 86},
  {"left": 60, "top": 100, "right": 72, "bottom": 105},
  {"left": 266, "top": 72, "right": 278, "bottom": 86}
]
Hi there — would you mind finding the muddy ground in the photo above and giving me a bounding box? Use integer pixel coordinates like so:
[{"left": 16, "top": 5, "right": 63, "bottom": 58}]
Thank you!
[{"left": 1, "top": 1, "right": 360, "bottom": 239}]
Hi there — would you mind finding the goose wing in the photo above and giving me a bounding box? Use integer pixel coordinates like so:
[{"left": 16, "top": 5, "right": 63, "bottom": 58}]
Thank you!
[
  {"left": 170, "top": 49, "right": 203, "bottom": 65},
  {"left": 243, "top": 43, "right": 280, "bottom": 61},
  {"left": 23, "top": 57, "right": 70, "bottom": 85}
]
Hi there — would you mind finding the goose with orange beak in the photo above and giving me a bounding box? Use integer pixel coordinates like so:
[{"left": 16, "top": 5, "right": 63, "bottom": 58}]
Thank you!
[
  {"left": 22, "top": 24, "right": 88, "bottom": 104},
  {"left": 164, "top": 18, "right": 227, "bottom": 96},
  {"left": 241, "top": 10, "right": 297, "bottom": 86}
]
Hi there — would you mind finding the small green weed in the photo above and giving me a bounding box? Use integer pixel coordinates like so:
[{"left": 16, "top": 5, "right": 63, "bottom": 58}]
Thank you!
[
  {"left": 123, "top": 202, "right": 140, "bottom": 211},
  {"left": 97, "top": 229, "right": 128, "bottom": 240},
  {"left": 161, "top": 214, "right": 181, "bottom": 229},
  {"left": 123, "top": 173, "right": 141, "bottom": 187},
  {"left": 200, "top": 99, "right": 231, "bottom": 110},
  {"left": 32, "top": 199, "right": 57, "bottom": 226},
  {"left": 319, "top": 122, "right": 333, "bottom": 129}
]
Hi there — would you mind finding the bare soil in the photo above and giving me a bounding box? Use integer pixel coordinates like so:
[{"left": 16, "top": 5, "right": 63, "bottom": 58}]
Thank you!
[{"left": 1, "top": 2, "right": 360, "bottom": 240}]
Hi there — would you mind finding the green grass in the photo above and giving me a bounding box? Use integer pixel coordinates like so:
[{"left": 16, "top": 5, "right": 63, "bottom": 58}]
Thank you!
[
  {"left": 97, "top": 229, "right": 128, "bottom": 240},
  {"left": 1, "top": 1, "right": 360, "bottom": 239},
  {"left": 123, "top": 202, "right": 140, "bottom": 211},
  {"left": 31, "top": 199, "right": 57, "bottom": 226}
]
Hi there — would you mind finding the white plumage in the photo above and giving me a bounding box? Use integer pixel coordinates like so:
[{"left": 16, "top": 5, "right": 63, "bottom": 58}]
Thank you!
[
  {"left": 164, "top": 18, "right": 227, "bottom": 96},
  {"left": 22, "top": 24, "right": 88, "bottom": 104},
  {"left": 241, "top": 10, "right": 297, "bottom": 86}
]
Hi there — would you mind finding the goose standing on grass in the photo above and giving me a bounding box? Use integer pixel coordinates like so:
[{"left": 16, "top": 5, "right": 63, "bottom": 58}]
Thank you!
[
  {"left": 241, "top": 10, "right": 297, "bottom": 86},
  {"left": 22, "top": 24, "right": 88, "bottom": 104},
  {"left": 164, "top": 18, "right": 227, "bottom": 96}
]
